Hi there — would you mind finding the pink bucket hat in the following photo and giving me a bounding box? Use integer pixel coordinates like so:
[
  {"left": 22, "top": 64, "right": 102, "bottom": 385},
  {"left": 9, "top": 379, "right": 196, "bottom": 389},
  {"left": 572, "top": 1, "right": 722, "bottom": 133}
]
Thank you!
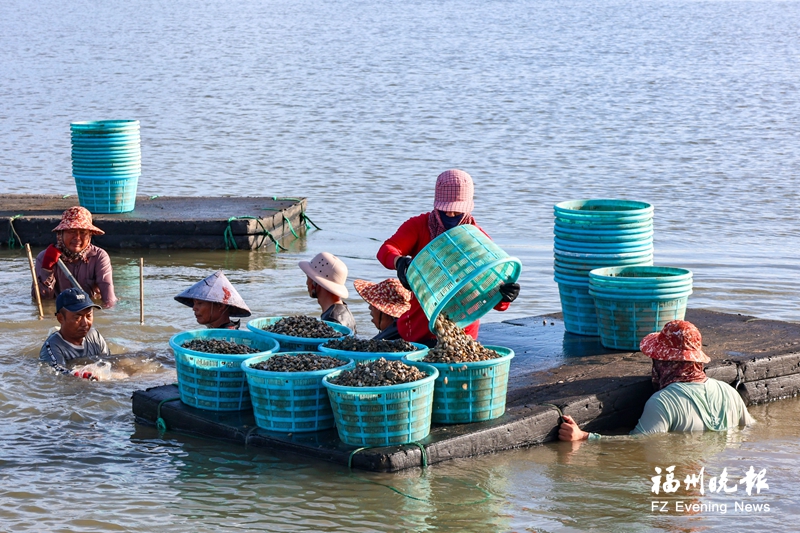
[
  {"left": 353, "top": 278, "right": 412, "bottom": 318},
  {"left": 433, "top": 169, "right": 474, "bottom": 213},
  {"left": 52, "top": 206, "right": 105, "bottom": 235},
  {"left": 299, "top": 252, "right": 349, "bottom": 299},
  {"left": 640, "top": 320, "right": 710, "bottom": 363}
]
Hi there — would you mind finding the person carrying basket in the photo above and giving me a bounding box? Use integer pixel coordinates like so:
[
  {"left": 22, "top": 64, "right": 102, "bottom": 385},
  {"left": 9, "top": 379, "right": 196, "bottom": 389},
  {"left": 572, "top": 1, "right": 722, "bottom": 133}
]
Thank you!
[{"left": 376, "top": 169, "right": 520, "bottom": 346}]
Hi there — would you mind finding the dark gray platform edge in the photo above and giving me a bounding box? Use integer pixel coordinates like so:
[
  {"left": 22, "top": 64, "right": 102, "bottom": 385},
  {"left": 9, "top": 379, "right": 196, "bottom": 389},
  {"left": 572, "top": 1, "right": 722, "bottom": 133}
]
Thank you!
[
  {"left": 1, "top": 195, "right": 307, "bottom": 250},
  {"left": 132, "top": 349, "right": 800, "bottom": 472}
]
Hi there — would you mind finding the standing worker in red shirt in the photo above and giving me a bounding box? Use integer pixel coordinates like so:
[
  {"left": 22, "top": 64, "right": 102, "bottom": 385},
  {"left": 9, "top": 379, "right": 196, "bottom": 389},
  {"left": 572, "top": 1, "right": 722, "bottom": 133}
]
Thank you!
[{"left": 376, "top": 169, "right": 520, "bottom": 346}]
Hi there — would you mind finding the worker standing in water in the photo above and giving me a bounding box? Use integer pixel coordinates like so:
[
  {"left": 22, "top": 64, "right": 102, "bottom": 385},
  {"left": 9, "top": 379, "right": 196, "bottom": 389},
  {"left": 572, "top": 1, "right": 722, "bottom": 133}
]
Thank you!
[{"left": 174, "top": 271, "right": 252, "bottom": 329}]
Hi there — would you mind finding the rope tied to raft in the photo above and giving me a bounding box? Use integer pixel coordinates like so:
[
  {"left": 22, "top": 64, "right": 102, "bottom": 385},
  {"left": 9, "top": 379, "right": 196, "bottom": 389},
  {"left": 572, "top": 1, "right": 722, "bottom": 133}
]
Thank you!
[
  {"left": 155, "top": 396, "right": 181, "bottom": 433},
  {"left": 347, "top": 443, "right": 493, "bottom": 505},
  {"left": 540, "top": 402, "right": 565, "bottom": 424},
  {"left": 7, "top": 215, "right": 23, "bottom": 249},
  {"left": 223, "top": 216, "right": 287, "bottom": 252}
]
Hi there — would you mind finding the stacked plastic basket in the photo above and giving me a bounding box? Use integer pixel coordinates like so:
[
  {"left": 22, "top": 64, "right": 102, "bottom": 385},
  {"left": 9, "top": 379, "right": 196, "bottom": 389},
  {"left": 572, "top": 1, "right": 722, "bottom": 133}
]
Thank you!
[
  {"left": 70, "top": 120, "right": 140, "bottom": 213},
  {"left": 554, "top": 199, "right": 654, "bottom": 335},
  {"left": 589, "top": 266, "right": 693, "bottom": 350}
]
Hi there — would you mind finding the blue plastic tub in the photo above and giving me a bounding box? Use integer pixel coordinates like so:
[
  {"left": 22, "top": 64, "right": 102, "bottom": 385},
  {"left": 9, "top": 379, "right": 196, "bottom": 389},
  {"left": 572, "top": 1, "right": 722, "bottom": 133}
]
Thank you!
[
  {"left": 318, "top": 341, "right": 429, "bottom": 362},
  {"left": 247, "top": 316, "right": 352, "bottom": 352},
  {"left": 405, "top": 225, "right": 522, "bottom": 331},
  {"left": 322, "top": 363, "right": 438, "bottom": 446},
  {"left": 242, "top": 352, "right": 355, "bottom": 432},
  {"left": 554, "top": 199, "right": 654, "bottom": 222},
  {"left": 402, "top": 346, "right": 514, "bottom": 424},
  {"left": 557, "top": 283, "right": 599, "bottom": 336},
  {"left": 588, "top": 266, "right": 693, "bottom": 349},
  {"left": 553, "top": 236, "right": 653, "bottom": 253},
  {"left": 170, "top": 329, "right": 280, "bottom": 411},
  {"left": 70, "top": 120, "right": 140, "bottom": 133},
  {"left": 74, "top": 175, "right": 139, "bottom": 214},
  {"left": 591, "top": 295, "right": 691, "bottom": 350}
]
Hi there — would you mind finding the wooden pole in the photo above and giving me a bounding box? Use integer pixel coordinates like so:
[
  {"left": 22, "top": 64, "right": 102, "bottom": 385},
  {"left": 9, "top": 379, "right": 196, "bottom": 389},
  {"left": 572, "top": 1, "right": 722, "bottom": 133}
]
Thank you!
[
  {"left": 139, "top": 257, "right": 144, "bottom": 325},
  {"left": 25, "top": 244, "right": 44, "bottom": 320}
]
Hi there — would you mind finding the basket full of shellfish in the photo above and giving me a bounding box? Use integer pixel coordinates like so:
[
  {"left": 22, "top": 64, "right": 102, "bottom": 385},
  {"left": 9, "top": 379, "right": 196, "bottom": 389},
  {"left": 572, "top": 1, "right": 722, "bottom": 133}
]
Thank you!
[
  {"left": 318, "top": 337, "right": 429, "bottom": 362},
  {"left": 403, "top": 316, "right": 515, "bottom": 423},
  {"left": 322, "top": 358, "right": 439, "bottom": 446},
  {"left": 169, "top": 329, "right": 280, "bottom": 411},
  {"left": 246, "top": 315, "right": 353, "bottom": 352},
  {"left": 242, "top": 351, "right": 355, "bottom": 432}
]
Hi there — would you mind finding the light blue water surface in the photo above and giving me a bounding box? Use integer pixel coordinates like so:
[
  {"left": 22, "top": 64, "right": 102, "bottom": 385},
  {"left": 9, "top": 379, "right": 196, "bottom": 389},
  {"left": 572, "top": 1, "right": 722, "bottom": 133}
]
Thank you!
[{"left": 0, "top": 0, "right": 798, "bottom": 531}]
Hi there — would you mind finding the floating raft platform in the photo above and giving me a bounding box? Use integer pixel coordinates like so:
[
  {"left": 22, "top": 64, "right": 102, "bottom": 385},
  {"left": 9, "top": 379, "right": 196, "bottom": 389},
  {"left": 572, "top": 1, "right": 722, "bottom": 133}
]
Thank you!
[
  {"left": 0, "top": 194, "right": 307, "bottom": 250},
  {"left": 132, "top": 309, "right": 800, "bottom": 472}
]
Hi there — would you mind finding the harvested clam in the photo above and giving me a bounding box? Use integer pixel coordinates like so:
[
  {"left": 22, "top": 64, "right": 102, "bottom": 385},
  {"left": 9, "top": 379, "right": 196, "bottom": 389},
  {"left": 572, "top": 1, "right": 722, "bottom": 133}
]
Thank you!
[
  {"left": 250, "top": 353, "right": 348, "bottom": 372},
  {"left": 182, "top": 339, "right": 259, "bottom": 355},
  {"left": 328, "top": 358, "right": 427, "bottom": 387},
  {"left": 422, "top": 315, "right": 500, "bottom": 364},
  {"left": 321, "top": 337, "right": 416, "bottom": 353},
  {"left": 262, "top": 316, "right": 344, "bottom": 338}
]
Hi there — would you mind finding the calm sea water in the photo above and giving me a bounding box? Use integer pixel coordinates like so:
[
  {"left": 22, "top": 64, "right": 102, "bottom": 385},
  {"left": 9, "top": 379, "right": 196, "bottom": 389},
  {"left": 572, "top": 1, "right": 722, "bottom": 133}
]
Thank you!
[{"left": 1, "top": 0, "right": 798, "bottom": 530}]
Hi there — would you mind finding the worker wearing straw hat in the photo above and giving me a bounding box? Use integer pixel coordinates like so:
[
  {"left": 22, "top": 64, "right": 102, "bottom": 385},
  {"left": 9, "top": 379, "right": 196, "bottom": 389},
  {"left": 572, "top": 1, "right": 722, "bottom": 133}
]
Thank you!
[
  {"left": 559, "top": 320, "right": 753, "bottom": 441},
  {"left": 174, "top": 271, "right": 251, "bottom": 329},
  {"left": 299, "top": 252, "right": 357, "bottom": 333},
  {"left": 353, "top": 278, "right": 412, "bottom": 341},
  {"left": 33, "top": 206, "right": 117, "bottom": 308},
  {"left": 377, "top": 169, "right": 520, "bottom": 345}
]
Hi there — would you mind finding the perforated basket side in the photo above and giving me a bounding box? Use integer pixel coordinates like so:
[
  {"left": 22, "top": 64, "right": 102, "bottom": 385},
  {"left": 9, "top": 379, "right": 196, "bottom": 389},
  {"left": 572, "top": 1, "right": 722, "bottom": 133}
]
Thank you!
[
  {"left": 592, "top": 296, "right": 690, "bottom": 350},
  {"left": 242, "top": 352, "right": 354, "bottom": 432},
  {"left": 322, "top": 365, "right": 438, "bottom": 447},
  {"left": 403, "top": 346, "right": 514, "bottom": 423}
]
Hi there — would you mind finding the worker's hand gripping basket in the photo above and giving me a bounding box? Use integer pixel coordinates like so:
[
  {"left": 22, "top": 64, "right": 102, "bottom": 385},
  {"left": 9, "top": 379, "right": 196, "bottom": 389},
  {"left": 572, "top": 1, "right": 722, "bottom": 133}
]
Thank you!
[{"left": 406, "top": 225, "right": 522, "bottom": 331}]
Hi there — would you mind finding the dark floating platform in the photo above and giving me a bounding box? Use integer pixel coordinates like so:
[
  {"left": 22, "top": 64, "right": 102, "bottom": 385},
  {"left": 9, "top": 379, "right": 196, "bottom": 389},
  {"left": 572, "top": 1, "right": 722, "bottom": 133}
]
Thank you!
[
  {"left": 133, "top": 309, "right": 800, "bottom": 472},
  {"left": 0, "top": 194, "right": 307, "bottom": 250}
]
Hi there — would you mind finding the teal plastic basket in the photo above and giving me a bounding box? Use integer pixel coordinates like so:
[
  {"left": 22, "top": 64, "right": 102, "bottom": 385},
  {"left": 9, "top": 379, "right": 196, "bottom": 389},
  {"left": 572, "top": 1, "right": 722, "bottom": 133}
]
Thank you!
[
  {"left": 557, "top": 282, "right": 599, "bottom": 336},
  {"left": 74, "top": 175, "right": 139, "bottom": 214},
  {"left": 322, "top": 363, "right": 439, "bottom": 447},
  {"left": 241, "top": 352, "right": 355, "bottom": 432},
  {"left": 588, "top": 266, "right": 693, "bottom": 350},
  {"left": 403, "top": 346, "right": 514, "bottom": 424},
  {"left": 405, "top": 225, "right": 522, "bottom": 332},
  {"left": 591, "top": 295, "right": 691, "bottom": 350},
  {"left": 169, "top": 329, "right": 279, "bottom": 411},
  {"left": 554, "top": 199, "right": 654, "bottom": 223},
  {"left": 246, "top": 316, "right": 352, "bottom": 352},
  {"left": 318, "top": 341, "right": 429, "bottom": 362}
]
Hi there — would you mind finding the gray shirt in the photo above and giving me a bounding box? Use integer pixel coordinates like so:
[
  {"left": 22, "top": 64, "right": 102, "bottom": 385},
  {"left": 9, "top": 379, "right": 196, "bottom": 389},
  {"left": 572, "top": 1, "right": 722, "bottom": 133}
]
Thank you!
[
  {"left": 39, "top": 328, "right": 111, "bottom": 375},
  {"left": 320, "top": 303, "right": 357, "bottom": 334}
]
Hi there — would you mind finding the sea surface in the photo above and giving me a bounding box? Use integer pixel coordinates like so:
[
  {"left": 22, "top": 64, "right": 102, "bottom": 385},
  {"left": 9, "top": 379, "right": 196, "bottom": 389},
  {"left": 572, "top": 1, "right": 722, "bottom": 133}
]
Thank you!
[{"left": 0, "top": 0, "right": 798, "bottom": 530}]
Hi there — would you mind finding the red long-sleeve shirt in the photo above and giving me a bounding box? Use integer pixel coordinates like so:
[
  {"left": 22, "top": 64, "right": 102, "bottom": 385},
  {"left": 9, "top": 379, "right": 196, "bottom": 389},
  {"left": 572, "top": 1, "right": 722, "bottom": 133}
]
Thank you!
[{"left": 377, "top": 212, "right": 509, "bottom": 343}]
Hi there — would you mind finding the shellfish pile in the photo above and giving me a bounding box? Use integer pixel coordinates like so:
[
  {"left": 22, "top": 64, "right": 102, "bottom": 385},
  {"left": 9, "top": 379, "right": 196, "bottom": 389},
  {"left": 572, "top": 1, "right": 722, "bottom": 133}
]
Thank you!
[
  {"left": 250, "top": 353, "right": 348, "bottom": 372},
  {"left": 182, "top": 338, "right": 259, "bottom": 355},
  {"left": 321, "top": 337, "right": 417, "bottom": 353},
  {"left": 261, "top": 316, "right": 344, "bottom": 338},
  {"left": 327, "top": 358, "right": 427, "bottom": 387},
  {"left": 422, "top": 315, "right": 500, "bottom": 363}
]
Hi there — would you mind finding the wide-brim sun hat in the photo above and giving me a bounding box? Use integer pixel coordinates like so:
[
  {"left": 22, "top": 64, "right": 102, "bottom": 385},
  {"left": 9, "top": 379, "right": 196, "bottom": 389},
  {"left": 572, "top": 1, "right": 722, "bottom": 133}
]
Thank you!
[
  {"left": 52, "top": 206, "right": 105, "bottom": 235},
  {"left": 433, "top": 169, "right": 475, "bottom": 214},
  {"left": 353, "top": 278, "right": 412, "bottom": 318},
  {"left": 299, "top": 252, "right": 349, "bottom": 299},
  {"left": 174, "top": 270, "right": 252, "bottom": 317},
  {"left": 639, "top": 320, "right": 710, "bottom": 363}
]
